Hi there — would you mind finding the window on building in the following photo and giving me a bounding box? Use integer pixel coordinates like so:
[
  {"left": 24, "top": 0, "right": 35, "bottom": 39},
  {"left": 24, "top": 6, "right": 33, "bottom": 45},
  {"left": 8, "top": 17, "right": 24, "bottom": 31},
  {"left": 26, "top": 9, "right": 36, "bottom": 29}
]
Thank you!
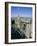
[{"left": 23, "top": 24, "right": 26, "bottom": 30}]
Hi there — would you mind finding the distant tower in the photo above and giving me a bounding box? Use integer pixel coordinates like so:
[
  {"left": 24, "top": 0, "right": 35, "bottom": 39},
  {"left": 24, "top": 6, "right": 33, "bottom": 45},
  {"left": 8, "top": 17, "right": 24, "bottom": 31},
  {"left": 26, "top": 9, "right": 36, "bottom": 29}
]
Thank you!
[
  {"left": 17, "top": 14, "right": 20, "bottom": 20},
  {"left": 17, "top": 15, "right": 20, "bottom": 29}
]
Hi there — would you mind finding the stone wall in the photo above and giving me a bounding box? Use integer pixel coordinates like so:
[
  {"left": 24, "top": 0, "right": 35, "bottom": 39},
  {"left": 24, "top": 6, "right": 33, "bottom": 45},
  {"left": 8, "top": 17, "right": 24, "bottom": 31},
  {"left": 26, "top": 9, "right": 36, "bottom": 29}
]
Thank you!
[{"left": 11, "top": 16, "right": 32, "bottom": 38}]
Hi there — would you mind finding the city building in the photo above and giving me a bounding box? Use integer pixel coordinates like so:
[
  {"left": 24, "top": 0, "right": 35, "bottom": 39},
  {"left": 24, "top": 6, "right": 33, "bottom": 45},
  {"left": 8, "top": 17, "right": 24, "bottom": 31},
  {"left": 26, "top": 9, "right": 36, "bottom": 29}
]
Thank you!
[{"left": 11, "top": 15, "right": 32, "bottom": 38}]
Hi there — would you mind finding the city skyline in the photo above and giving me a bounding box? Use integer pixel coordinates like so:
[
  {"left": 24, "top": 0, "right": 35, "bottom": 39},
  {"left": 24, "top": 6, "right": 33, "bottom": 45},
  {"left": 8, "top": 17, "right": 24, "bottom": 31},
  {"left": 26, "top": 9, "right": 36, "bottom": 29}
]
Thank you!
[{"left": 11, "top": 6, "right": 32, "bottom": 17}]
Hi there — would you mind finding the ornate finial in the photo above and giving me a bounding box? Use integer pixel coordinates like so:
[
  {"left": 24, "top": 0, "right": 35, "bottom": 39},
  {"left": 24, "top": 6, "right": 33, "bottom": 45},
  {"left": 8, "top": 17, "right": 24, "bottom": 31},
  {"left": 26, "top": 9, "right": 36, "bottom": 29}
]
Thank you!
[{"left": 17, "top": 14, "right": 20, "bottom": 20}]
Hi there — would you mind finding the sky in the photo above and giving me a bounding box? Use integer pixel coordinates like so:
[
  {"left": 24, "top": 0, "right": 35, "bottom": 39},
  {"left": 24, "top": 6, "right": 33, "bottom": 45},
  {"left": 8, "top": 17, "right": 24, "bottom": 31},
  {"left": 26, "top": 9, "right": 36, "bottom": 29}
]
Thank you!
[{"left": 11, "top": 6, "right": 32, "bottom": 17}]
